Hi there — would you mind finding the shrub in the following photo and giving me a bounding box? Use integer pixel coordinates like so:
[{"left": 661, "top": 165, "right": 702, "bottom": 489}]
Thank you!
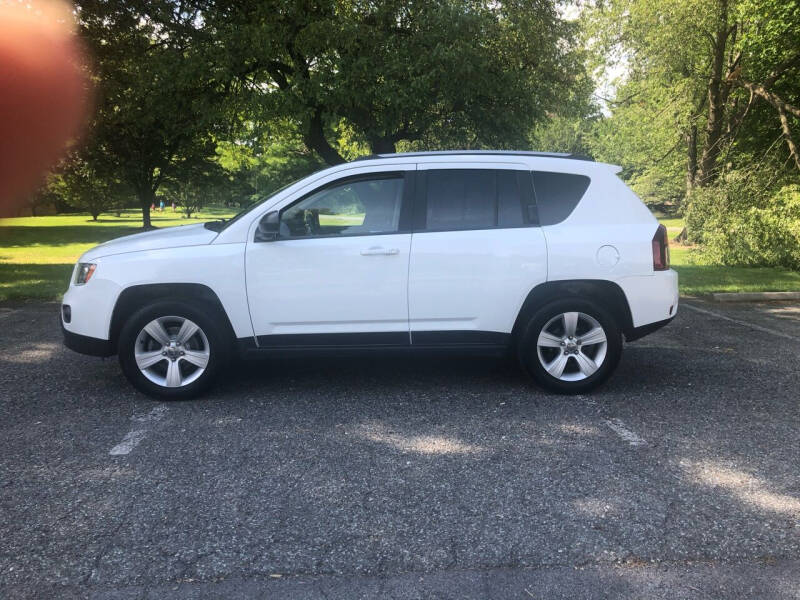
[{"left": 686, "top": 176, "right": 800, "bottom": 270}]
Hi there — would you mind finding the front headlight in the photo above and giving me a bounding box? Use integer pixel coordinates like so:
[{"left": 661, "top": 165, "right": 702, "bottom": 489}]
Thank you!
[{"left": 75, "top": 263, "right": 97, "bottom": 285}]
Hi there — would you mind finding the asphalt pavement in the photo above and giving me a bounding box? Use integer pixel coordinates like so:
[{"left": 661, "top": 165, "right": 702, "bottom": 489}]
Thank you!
[{"left": 1, "top": 299, "right": 799, "bottom": 599}]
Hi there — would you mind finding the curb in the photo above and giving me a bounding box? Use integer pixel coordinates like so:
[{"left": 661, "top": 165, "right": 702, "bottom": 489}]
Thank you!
[{"left": 711, "top": 291, "right": 800, "bottom": 302}]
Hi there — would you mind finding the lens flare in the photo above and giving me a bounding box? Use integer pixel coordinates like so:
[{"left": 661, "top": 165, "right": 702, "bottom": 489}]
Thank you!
[{"left": 0, "top": 1, "right": 92, "bottom": 213}]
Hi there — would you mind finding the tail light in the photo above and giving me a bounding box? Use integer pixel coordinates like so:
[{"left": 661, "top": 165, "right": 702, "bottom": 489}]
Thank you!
[{"left": 652, "top": 224, "right": 669, "bottom": 271}]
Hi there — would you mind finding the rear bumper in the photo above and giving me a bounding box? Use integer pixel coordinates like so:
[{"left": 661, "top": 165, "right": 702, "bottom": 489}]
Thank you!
[
  {"left": 618, "top": 269, "right": 679, "bottom": 328},
  {"left": 625, "top": 315, "right": 675, "bottom": 342},
  {"left": 61, "top": 319, "right": 114, "bottom": 357}
]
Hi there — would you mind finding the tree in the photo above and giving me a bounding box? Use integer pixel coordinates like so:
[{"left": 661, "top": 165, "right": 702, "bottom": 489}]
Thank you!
[
  {"left": 160, "top": 161, "right": 227, "bottom": 219},
  {"left": 203, "top": 0, "right": 587, "bottom": 163},
  {"left": 587, "top": 0, "right": 800, "bottom": 201},
  {"left": 74, "top": 0, "right": 227, "bottom": 228},
  {"left": 57, "top": 157, "right": 126, "bottom": 220},
  {"left": 215, "top": 126, "right": 327, "bottom": 207}
]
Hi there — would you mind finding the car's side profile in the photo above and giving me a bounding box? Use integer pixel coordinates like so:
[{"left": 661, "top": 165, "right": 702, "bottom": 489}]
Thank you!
[{"left": 61, "top": 151, "right": 678, "bottom": 398}]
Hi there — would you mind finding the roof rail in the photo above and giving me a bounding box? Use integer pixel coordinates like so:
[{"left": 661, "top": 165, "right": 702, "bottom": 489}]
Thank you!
[{"left": 352, "top": 150, "right": 594, "bottom": 162}]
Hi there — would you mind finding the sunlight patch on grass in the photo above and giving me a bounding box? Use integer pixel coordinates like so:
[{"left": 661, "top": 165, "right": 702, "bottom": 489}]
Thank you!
[{"left": 0, "top": 209, "right": 235, "bottom": 300}]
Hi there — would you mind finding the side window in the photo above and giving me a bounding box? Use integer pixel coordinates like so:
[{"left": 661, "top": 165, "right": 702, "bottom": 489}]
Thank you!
[
  {"left": 280, "top": 175, "right": 404, "bottom": 238},
  {"left": 423, "top": 169, "right": 524, "bottom": 231},
  {"left": 532, "top": 171, "right": 590, "bottom": 226}
]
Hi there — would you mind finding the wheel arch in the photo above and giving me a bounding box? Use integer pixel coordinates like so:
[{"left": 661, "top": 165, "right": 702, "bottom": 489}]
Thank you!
[
  {"left": 512, "top": 279, "right": 634, "bottom": 342},
  {"left": 109, "top": 283, "right": 236, "bottom": 353}
]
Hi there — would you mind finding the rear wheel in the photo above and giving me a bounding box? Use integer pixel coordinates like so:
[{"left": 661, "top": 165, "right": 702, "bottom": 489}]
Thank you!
[
  {"left": 518, "top": 298, "right": 622, "bottom": 394},
  {"left": 118, "top": 301, "right": 226, "bottom": 399}
]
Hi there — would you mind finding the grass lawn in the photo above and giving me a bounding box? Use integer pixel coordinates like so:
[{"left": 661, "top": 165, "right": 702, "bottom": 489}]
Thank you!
[
  {"left": 319, "top": 213, "right": 365, "bottom": 226},
  {"left": 0, "top": 208, "right": 234, "bottom": 301},
  {"left": 667, "top": 245, "right": 800, "bottom": 296},
  {"left": 659, "top": 217, "right": 800, "bottom": 296},
  {"left": 658, "top": 217, "right": 685, "bottom": 239},
  {"left": 1, "top": 210, "right": 799, "bottom": 300}
]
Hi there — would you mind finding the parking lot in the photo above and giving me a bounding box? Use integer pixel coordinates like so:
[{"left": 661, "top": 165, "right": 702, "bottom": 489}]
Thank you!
[{"left": 1, "top": 299, "right": 799, "bottom": 599}]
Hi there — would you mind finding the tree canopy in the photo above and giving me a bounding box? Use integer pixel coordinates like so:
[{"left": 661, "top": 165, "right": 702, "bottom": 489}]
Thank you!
[
  {"left": 586, "top": 0, "right": 800, "bottom": 209},
  {"left": 73, "top": 0, "right": 229, "bottom": 227},
  {"left": 36, "top": 0, "right": 800, "bottom": 268},
  {"left": 58, "top": 0, "right": 590, "bottom": 226}
]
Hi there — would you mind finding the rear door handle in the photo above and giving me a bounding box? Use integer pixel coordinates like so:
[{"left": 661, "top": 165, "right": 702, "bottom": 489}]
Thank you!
[{"left": 360, "top": 246, "right": 400, "bottom": 256}]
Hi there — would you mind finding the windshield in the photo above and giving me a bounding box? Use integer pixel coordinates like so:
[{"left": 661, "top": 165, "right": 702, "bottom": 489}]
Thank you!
[{"left": 205, "top": 177, "right": 305, "bottom": 232}]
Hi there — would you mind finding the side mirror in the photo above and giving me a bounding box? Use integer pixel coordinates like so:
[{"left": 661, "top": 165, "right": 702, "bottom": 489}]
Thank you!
[{"left": 254, "top": 211, "right": 280, "bottom": 242}]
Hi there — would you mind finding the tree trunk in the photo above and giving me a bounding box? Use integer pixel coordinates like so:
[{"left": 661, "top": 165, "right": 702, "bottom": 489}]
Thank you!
[
  {"left": 369, "top": 136, "right": 396, "bottom": 155},
  {"left": 304, "top": 108, "right": 345, "bottom": 165},
  {"left": 685, "top": 124, "right": 698, "bottom": 192},
  {"left": 141, "top": 203, "right": 152, "bottom": 228},
  {"left": 778, "top": 107, "right": 800, "bottom": 171},
  {"left": 696, "top": 0, "right": 730, "bottom": 186},
  {"left": 736, "top": 79, "right": 800, "bottom": 172},
  {"left": 91, "top": 212, "right": 99, "bottom": 221},
  {"left": 138, "top": 190, "right": 153, "bottom": 228}
]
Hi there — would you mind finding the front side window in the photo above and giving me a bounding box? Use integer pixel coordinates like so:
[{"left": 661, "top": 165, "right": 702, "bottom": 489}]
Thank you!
[
  {"left": 423, "top": 169, "right": 524, "bottom": 231},
  {"left": 280, "top": 175, "right": 404, "bottom": 238}
]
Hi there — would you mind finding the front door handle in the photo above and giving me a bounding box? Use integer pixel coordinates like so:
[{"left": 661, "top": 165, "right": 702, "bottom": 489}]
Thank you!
[{"left": 360, "top": 246, "right": 400, "bottom": 256}]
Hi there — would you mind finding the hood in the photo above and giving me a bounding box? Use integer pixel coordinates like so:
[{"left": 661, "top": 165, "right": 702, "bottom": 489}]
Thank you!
[{"left": 81, "top": 223, "right": 218, "bottom": 261}]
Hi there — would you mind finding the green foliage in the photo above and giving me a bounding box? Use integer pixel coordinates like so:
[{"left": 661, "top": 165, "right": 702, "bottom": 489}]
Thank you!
[
  {"left": 530, "top": 116, "right": 596, "bottom": 156},
  {"left": 216, "top": 131, "right": 326, "bottom": 204},
  {"left": 587, "top": 84, "right": 687, "bottom": 211},
  {"left": 586, "top": 0, "right": 800, "bottom": 219},
  {"left": 686, "top": 175, "right": 800, "bottom": 269},
  {"left": 74, "top": 0, "right": 229, "bottom": 226},
  {"left": 50, "top": 158, "right": 128, "bottom": 220},
  {"left": 159, "top": 161, "right": 229, "bottom": 219},
  {"left": 207, "top": 1, "right": 588, "bottom": 159},
  {"left": 60, "top": 1, "right": 594, "bottom": 227},
  {"left": 34, "top": 0, "right": 800, "bottom": 275}
]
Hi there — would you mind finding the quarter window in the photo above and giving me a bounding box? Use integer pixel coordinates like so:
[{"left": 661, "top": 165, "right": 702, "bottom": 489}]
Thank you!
[
  {"left": 423, "top": 169, "right": 524, "bottom": 231},
  {"left": 280, "top": 175, "right": 404, "bottom": 238},
  {"left": 532, "top": 171, "right": 590, "bottom": 226}
]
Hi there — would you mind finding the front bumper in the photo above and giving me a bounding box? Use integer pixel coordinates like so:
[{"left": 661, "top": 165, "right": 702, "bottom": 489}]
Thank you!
[{"left": 61, "top": 317, "right": 114, "bottom": 357}]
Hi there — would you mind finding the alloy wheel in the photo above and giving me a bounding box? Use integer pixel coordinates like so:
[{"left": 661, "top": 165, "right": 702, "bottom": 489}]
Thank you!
[
  {"left": 536, "top": 311, "right": 607, "bottom": 381},
  {"left": 134, "top": 316, "right": 210, "bottom": 388}
]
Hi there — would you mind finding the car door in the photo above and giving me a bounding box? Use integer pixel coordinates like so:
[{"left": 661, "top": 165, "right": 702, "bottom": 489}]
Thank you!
[
  {"left": 408, "top": 163, "right": 548, "bottom": 345},
  {"left": 245, "top": 169, "right": 414, "bottom": 347}
]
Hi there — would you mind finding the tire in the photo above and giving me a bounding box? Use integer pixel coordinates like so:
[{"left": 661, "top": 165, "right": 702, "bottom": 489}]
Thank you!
[
  {"left": 118, "top": 300, "right": 227, "bottom": 399},
  {"left": 518, "top": 298, "right": 622, "bottom": 395}
]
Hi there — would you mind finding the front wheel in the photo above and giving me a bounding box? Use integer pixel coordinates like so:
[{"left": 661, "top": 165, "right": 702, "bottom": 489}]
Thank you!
[
  {"left": 518, "top": 299, "right": 622, "bottom": 394},
  {"left": 118, "top": 301, "right": 226, "bottom": 399}
]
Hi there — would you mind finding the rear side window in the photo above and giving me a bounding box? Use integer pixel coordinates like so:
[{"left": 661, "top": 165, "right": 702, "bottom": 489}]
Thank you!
[
  {"left": 532, "top": 171, "right": 590, "bottom": 226},
  {"left": 422, "top": 169, "right": 524, "bottom": 231}
]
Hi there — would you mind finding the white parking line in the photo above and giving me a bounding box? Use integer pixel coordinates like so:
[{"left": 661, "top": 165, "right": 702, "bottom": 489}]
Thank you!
[
  {"left": 682, "top": 303, "right": 800, "bottom": 342},
  {"left": 109, "top": 404, "right": 168, "bottom": 455},
  {"left": 603, "top": 418, "right": 646, "bottom": 447},
  {"left": 109, "top": 430, "right": 148, "bottom": 455}
]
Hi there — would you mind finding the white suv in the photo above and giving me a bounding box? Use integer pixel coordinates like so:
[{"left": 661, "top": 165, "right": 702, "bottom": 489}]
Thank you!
[{"left": 61, "top": 151, "right": 678, "bottom": 398}]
